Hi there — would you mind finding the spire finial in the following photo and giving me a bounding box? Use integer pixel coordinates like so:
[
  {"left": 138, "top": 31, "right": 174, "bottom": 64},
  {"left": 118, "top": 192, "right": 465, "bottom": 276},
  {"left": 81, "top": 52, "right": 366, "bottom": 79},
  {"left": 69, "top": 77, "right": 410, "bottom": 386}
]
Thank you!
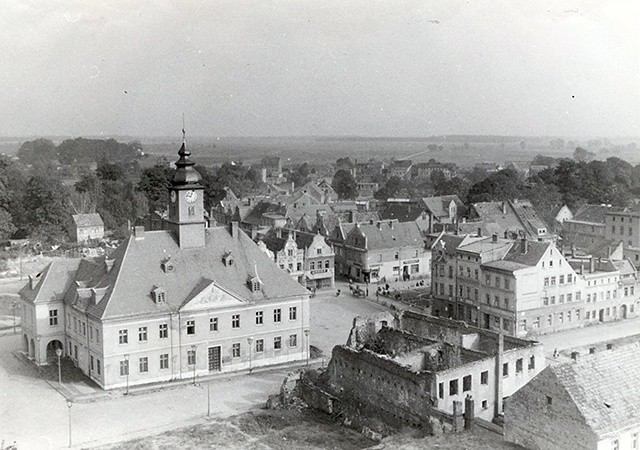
[{"left": 182, "top": 113, "right": 186, "bottom": 142}]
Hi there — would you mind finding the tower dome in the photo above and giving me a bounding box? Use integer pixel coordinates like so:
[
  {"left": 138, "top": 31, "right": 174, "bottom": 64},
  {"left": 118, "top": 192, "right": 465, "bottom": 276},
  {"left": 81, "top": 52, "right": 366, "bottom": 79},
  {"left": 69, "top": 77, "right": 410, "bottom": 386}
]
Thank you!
[{"left": 172, "top": 129, "right": 202, "bottom": 186}]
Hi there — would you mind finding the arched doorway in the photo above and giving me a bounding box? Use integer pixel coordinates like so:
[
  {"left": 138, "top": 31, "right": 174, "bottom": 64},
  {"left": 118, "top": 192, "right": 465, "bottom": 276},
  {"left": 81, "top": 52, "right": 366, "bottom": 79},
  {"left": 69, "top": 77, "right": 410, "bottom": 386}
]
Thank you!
[
  {"left": 46, "top": 340, "right": 63, "bottom": 362},
  {"left": 23, "top": 334, "right": 29, "bottom": 354},
  {"left": 621, "top": 304, "right": 628, "bottom": 319},
  {"left": 29, "top": 338, "right": 35, "bottom": 358}
]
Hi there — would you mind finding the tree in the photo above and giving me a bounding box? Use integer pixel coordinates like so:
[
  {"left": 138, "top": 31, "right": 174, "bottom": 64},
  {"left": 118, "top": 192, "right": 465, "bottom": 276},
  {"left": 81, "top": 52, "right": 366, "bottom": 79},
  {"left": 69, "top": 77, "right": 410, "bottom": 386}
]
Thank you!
[
  {"left": 467, "top": 169, "right": 520, "bottom": 203},
  {"left": 22, "top": 175, "right": 70, "bottom": 241},
  {"left": 137, "top": 165, "right": 174, "bottom": 213},
  {"left": 331, "top": 169, "right": 358, "bottom": 200},
  {"left": 0, "top": 209, "right": 16, "bottom": 240},
  {"left": 16, "top": 139, "right": 58, "bottom": 166},
  {"left": 374, "top": 176, "right": 404, "bottom": 200},
  {"left": 573, "top": 147, "right": 596, "bottom": 163}
]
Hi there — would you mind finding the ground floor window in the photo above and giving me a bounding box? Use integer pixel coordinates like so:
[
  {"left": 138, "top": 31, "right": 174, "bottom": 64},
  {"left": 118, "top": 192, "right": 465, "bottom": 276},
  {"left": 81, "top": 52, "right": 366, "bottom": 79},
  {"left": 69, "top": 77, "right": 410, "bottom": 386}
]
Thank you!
[
  {"left": 160, "top": 354, "right": 169, "bottom": 369},
  {"left": 289, "top": 334, "right": 297, "bottom": 347},
  {"left": 274, "top": 336, "right": 282, "bottom": 350},
  {"left": 232, "top": 343, "right": 240, "bottom": 358},
  {"left": 139, "top": 357, "right": 148, "bottom": 373},
  {"left": 120, "top": 360, "right": 129, "bottom": 376},
  {"left": 255, "top": 339, "right": 264, "bottom": 353}
]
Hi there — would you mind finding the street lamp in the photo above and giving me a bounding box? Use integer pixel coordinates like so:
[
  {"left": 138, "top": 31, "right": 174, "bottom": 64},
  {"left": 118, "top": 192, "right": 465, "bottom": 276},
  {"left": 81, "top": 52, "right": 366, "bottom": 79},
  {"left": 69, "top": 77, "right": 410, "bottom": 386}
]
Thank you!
[
  {"left": 304, "top": 329, "right": 311, "bottom": 366},
  {"left": 124, "top": 354, "right": 130, "bottom": 395},
  {"left": 36, "top": 335, "right": 41, "bottom": 373},
  {"left": 247, "top": 337, "right": 254, "bottom": 374},
  {"left": 66, "top": 399, "right": 73, "bottom": 448},
  {"left": 56, "top": 347, "right": 63, "bottom": 388},
  {"left": 191, "top": 345, "right": 197, "bottom": 385},
  {"left": 11, "top": 301, "right": 17, "bottom": 334}
]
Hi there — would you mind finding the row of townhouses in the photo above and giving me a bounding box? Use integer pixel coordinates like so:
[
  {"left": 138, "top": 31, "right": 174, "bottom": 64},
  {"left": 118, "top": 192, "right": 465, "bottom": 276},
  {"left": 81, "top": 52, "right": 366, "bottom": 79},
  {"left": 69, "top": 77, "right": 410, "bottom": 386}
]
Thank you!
[{"left": 429, "top": 232, "right": 639, "bottom": 338}]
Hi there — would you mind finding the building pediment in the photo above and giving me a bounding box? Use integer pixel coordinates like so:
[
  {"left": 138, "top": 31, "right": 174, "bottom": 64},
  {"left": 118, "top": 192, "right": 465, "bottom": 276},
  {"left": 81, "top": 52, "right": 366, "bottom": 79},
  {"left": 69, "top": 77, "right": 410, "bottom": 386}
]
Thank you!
[{"left": 180, "top": 279, "right": 246, "bottom": 311}]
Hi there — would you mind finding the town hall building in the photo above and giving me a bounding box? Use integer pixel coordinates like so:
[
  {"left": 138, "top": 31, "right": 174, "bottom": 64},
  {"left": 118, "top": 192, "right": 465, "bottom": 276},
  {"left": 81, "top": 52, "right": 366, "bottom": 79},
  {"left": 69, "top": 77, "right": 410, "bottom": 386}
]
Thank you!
[{"left": 19, "top": 135, "right": 311, "bottom": 390}]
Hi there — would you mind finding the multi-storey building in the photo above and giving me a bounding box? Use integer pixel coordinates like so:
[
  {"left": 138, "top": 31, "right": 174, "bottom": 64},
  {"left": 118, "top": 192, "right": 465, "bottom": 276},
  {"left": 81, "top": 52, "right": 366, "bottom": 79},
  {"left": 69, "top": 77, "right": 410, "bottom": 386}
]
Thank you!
[
  {"left": 19, "top": 137, "right": 311, "bottom": 390},
  {"left": 330, "top": 219, "right": 429, "bottom": 283},
  {"left": 430, "top": 233, "right": 639, "bottom": 338},
  {"left": 258, "top": 228, "right": 335, "bottom": 290}
]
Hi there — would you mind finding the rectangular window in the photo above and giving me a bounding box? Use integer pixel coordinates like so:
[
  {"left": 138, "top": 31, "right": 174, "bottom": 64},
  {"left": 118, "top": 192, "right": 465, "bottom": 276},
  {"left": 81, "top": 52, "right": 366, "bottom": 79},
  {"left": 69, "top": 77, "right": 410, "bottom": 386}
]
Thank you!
[
  {"left": 138, "top": 326, "right": 147, "bottom": 342},
  {"left": 481, "top": 371, "right": 489, "bottom": 385},
  {"left": 504, "top": 278, "right": 510, "bottom": 290},
  {"left": 274, "top": 309, "right": 282, "bottom": 323},
  {"left": 516, "top": 358, "right": 523, "bottom": 373},
  {"left": 289, "top": 307, "right": 297, "bottom": 320},
  {"left": 463, "top": 375, "right": 472, "bottom": 392},
  {"left": 559, "top": 275, "right": 565, "bottom": 284},
  {"left": 632, "top": 432, "right": 637, "bottom": 449},
  {"left": 90, "top": 355, "right": 94, "bottom": 371},
  {"left": 482, "top": 400, "right": 488, "bottom": 410},
  {"left": 139, "top": 357, "right": 148, "bottom": 373},
  {"left": 559, "top": 294, "right": 564, "bottom": 303},
  {"left": 186, "top": 320, "right": 195, "bottom": 335},
  {"left": 159, "top": 323, "right": 168, "bottom": 338},
  {"left": 74, "top": 345, "right": 78, "bottom": 360},
  {"left": 74, "top": 317, "right": 77, "bottom": 332},
  {"left": 274, "top": 336, "right": 282, "bottom": 350},
  {"left": 120, "top": 360, "right": 129, "bottom": 376},
  {"left": 49, "top": 309, "right": 58, "bottom": 326},
  {"left": 576, "top": 292, "right": 581, "bottom": 301},
  {"left": 232, "top": 314, "right": 240, "bottom": 328},
  {"left": 449, "top": 379, "right": 459, "bottom": 395},
  {"left": 97, "top": 359, "right": 101, "bottom": 375},
  {"left": 160, "top": 354, "right": 169, "bottom": 369},
  {"left": 612, "top": 440, "right": 619, "bottom": 450},
  {"left": 544, "top": 277, "right": 549, "bottom": 287},
  {"left": 232, "top": 343, "right": 241, "bottom": 357},
  {"left": 438, "top": 382, "right": 444, "bottom": 399},
  {"left": 289, "top": 334, "right": 298, "bottom": 347},
  {"left": 210, "top": 317, "right": 218, "bottom": 331},
  {"left": 533, "top": 316, "right": 540, "bottom": 328},
  {"left": 551, "top": 276, "right": 556, "bottom": 285},
  {"left": 550, "top": 296, "right": 556, "bottom": 305},
  {"left": 503, "top": 362, "right": 509, "bottom": 377},
  {"left": 118, "top": 329, "right": 128, "bottom": 344},
  {"left": 255, "top": 339, "right": 264, "bottom": 353},
  {"left": 187, "top": 349, "right": 196, "bottom": 365},
  {"left": 567, "top": 274, "right": 572, "bottom": 283},
  {"left": 255, "top": 311, "right": 264, "bottom": 325},
  {"left": 89, "top": 326, "right": 93, "bottom": 340},
  {"left": 567, "top": 293, "right": 572, "bottom": 302},
  {"left": 529, "top": 355, "right": 535, "bottom": 370}
]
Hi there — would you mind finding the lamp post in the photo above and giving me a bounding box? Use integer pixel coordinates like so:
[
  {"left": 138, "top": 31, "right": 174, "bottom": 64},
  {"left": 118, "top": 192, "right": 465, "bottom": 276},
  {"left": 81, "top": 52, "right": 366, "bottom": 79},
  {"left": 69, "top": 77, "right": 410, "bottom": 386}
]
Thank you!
[
  {"left": 11, "top": 301, "right": 17, "bottom": 334},
  {"left": 191, "top": 345, "right": 197, "bottom": 385},
  {"left": 304, "top": 329, "right": 310, "bottom": 366},
  {"left": 207, "top": 380, "right": 211, "bottom": 417},
  {"left": 247, "top": 337, "right": 254, "bottom": 374},
  {"left": 56, "top": 347, "right": 63, "bottom": 388},
  {"left": 66, "top": 399, "right": 73, "bottom": 448},
  {"left": 36, "top": 335, "right": 41, "bottom": 374},
  {"left": 124, "top": 354, "right": 130, "bottom": 395}
]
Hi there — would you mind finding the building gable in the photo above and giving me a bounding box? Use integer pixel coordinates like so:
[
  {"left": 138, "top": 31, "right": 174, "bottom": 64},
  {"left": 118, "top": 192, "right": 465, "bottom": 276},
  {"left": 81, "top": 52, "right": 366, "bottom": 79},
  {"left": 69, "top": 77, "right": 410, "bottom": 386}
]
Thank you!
[{"left": 179, "top": 279, "right": 247, "bottom": 311}]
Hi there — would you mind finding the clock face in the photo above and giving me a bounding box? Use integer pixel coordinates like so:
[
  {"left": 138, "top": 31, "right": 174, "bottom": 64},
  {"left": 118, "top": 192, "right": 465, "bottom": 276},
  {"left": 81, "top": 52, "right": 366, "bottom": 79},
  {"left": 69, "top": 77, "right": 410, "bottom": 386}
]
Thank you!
[
  {"left": 170, "top": 191, "right": 177, "bottom": 203},
  {"left": 185, "top": 190, "right": 198, "bottom": 203}
]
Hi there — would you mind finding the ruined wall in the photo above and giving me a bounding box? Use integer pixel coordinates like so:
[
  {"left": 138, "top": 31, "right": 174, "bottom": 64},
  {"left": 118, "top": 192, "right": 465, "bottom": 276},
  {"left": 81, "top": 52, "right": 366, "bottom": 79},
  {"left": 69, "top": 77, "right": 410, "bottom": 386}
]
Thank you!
[
  {"left": 346, "top": 311, "right": 398, "bottom": 348},
  {"left": 328, "top": 346, "right": 437, "bottom": 424}
]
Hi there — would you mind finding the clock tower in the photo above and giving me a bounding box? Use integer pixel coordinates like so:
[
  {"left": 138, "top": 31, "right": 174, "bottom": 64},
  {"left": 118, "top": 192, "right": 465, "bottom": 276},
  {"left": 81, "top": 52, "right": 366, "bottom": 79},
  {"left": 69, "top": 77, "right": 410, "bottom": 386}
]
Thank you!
[{"left": 165, "top": 131, "right": 206, "bottom": 248}]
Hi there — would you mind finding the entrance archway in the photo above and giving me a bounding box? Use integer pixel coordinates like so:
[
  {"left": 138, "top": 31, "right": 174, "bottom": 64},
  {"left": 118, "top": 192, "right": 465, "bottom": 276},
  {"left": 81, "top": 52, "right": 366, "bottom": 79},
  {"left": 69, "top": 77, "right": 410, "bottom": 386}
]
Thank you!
[
  {"left": 46, "top": 340, "right": 63, "bottom": 362},
  {"left": 29, "top": 338, "right": 35, "bottom": 358},
  {"left": 621, "top": 304, "right": 628, "bottom": 319}
]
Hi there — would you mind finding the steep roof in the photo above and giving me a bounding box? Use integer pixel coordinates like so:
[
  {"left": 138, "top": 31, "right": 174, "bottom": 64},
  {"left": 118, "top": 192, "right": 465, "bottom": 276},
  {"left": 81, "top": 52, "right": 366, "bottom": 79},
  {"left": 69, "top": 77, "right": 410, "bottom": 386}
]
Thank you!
[
  {"left": 72, "top": 213, "right": 104, "bottom": 228},
  {"left": 421, "top": 195, "right": 463, "bottom": 219},
  {"left": 20, "top": 259, "right": 82, "bottom": 304},
  {"left": 379, "top": 203, "right": 424, "bottom": 222},
  {"left": 550, "top": 343, "right": 640, "bottom": 438},
  {"left": 472, "top": 200, "right": 550, "bottom": 239},
  {"left": 501, "top": 240, "right": 549, "bottom": 266},
  {"left": 71, "top": 227, "right": 307, "bottom": 321},
  {"left": 353, "top": 220, "right": 424, "bottom": 251},
  {"left": 571, "top": 204, "right": 625, "bottom": 224}
]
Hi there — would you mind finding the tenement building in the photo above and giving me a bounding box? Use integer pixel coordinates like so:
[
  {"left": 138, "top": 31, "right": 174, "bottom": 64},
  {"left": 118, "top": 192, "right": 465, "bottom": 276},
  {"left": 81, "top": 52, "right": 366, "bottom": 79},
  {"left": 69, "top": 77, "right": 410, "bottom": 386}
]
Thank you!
[
  {"left": 326, "top": 311, "right": 544, "bottom": 426},
  {"left": 19, "top": 137, "right": 311, "bottom": 390},
  {"left": 505, "top": 342, "right": 640, "bottom": 450},
  {"left": 429, "top": 232, "right": 639, "bottom": 338}
]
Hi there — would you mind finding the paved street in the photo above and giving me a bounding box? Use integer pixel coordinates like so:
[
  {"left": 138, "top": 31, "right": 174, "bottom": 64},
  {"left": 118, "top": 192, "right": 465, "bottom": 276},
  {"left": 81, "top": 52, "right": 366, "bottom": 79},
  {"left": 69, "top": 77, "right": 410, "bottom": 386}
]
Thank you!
[{"left": 0, "top": 280, "right": 389, "bottom": 449}]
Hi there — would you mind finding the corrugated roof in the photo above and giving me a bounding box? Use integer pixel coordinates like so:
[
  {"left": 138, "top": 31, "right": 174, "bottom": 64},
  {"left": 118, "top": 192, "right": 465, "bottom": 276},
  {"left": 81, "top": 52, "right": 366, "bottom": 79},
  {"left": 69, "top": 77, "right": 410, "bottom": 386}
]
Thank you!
[{"left": 550, "top": 343, "right": 640, "bottom": 437}]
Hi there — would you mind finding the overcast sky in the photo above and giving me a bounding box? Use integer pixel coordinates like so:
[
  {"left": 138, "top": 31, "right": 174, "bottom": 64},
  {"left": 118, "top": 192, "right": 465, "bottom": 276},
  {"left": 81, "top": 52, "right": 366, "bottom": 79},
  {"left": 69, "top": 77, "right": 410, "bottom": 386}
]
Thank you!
[{"left": 1, "top": 0, "right": 638, "bottom": 138}]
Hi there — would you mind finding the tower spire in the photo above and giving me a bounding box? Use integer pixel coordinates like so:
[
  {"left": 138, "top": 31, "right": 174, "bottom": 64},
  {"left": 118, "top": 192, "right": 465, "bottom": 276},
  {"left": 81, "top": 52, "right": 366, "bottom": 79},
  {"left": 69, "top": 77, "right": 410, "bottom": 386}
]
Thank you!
[{"left": 173, "top": 119, "right": 201, "bottom": 186}]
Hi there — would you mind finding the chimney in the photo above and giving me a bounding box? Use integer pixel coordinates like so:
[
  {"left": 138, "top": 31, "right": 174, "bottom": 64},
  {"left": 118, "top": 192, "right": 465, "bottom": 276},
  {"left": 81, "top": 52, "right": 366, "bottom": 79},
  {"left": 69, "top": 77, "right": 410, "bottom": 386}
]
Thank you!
[
  {"left": 133, "top": 226, "right": 145, "bottom": 240},
  {"left": 520, "top": 238, "right": 528, "bottom": 254},
  {"left": 230, "top": 221, "right": 239, "bottom": 239},
  {"left": 369, "top": 219, "right": 374, "bottom": 225},
  {"left": 571, "top": 244, "right": 576, "bottom": 258},
  {"left": 377, "top": 222, "right": 382, "bottom": 230},
  {"left": 477, "top": 227, "right": 482, "bottom": 237},
  {"left": 492, "top": 234, "right": 498, "bottom": 243},
  {"left": 501, "top": 202, "right": 507, "bottom": 214},
  {"left": 590, "top": 256, "right": 595, "bottom": 273}
]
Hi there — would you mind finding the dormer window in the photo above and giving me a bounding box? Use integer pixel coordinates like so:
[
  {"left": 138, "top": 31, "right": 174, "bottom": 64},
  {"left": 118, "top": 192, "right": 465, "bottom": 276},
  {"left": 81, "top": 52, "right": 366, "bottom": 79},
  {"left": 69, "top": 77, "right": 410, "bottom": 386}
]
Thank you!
[
  {"left": 222, "top": 251, "right": 234, "bottom": 266},
  {"left": 161, "top": 258, "right": 174, "bottom": 273},
  {"left": 152, "top": 286, "right": 166, "bottom": 304},
  {"left": 247, "top": 277, "right": 262, "bottom": 293}
]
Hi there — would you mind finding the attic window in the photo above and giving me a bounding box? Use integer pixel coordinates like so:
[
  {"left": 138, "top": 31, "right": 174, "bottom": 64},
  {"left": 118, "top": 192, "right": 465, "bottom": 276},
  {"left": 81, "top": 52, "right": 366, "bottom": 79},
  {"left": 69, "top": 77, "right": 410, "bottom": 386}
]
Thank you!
[
  {"left": 248, "top": 277, "right": 262, "bottom": 293},
  {"left": 161, "top": 258, "right": 174, "bottom": 273},
  {"left": 222, "top": 251, "right": 234, "bottom": 266},
  {"left": 152, "top": 287, "right": 166, "bottom": 304}
]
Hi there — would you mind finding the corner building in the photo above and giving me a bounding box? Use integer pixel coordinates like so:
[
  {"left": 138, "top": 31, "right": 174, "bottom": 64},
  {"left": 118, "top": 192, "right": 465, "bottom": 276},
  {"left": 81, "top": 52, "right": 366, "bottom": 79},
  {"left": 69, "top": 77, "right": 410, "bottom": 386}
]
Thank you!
[{"left": 19, "top": 137, "right": 311, "bottom": 389}]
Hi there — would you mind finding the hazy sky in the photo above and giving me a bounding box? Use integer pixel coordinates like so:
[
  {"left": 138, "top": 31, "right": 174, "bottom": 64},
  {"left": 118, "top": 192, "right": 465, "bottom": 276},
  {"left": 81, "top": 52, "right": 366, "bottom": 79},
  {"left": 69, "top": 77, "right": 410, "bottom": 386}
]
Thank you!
[{"left": 1, "top": 0, "right": 638, "bottom": 138}]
